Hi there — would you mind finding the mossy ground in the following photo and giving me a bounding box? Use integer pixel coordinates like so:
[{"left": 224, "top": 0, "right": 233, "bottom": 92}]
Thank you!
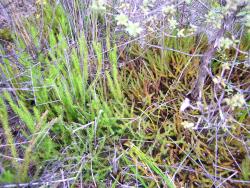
[{"left": 0, "top": 1, "right": 249, "bottom": 187}]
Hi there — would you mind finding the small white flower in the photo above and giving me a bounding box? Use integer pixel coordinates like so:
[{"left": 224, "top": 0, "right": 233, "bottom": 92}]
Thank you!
[
  {"left": 91, "top": 0, "right": 106, "bottom": 12},
  {"left": 188, "top": 24, "right": 197, "bottom": 34},
  {"left": 219, "top": 37, "right": 234, "bottom": 49},
  {"left": 205, "top": 11, "right": 223, "bottom": 29},
  {"left": 185, "top": 0, "right": 192, "bottom": 4},
  {"left": 147, "top": 26, "right": 155, "bottom": 33},
  {"left": 140, "top": 6, "right": 150, "bottom": 14},
  {"left": 224, "top": 94, "right": 245, "bottom": 109},
  {"left": 212, "top": 77, "right": 220, "bottom": 84},
  {"left": 115, "top": 14, "right": 129, "bottom": 26},
  {"left": 226, "top": 0, "right": 241, "bottom": 11},
  {"left": 181, "top": 121, "right": 195, "bottom": 129},
  {"left": 168, "top": 17, "right": 178, "bottom": 30},
  {"left": 177, "top": 29, "right": 185, "bottom": 37},
  {"left": 245, "top": 14, "right": 250, "bottom": 27},
  {"left": 143, "top": 0, "right": 149, "bottom": 7},
  {"left": 212, "top": 75, "right": 226, "bottom": 87},
  {"left": 162, "top": 5, "right": 176, "bottom": 15},
  {"left": 180, "top": 98, "right": 191, "bottom": 112},
  {"left": 126, "top": 22, "right": 143, "bottom": 37},
  {"left": 222, "top": 63, "right": 230, "bottom": 70},
  {"left": 119, "top": 3, "right": 130, "bottom": 10},
  {"left": 143, "top": 0, "right": 154, "bottom": 8}
]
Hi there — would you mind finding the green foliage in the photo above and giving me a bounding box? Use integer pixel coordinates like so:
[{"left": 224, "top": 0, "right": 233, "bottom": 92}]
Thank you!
[
  {"left": 0, "top": 0, "right": 249, "bottom": 187},
  {"left": 0, "top": 28, "right": 12, "bottom": 41},
  {"left": 241, "top": 156, "right": 250, "bottom": 181},
  {"left": 0, "top": 96, "right": 18, "bottom": 169},
  {"left": 0, "top": 170, "right": 15, "bottom": 183},
  {"left": 126, "top": 143, "right": 176, "bottom": 188},
  {"left": 0, "top": 93, "right": 60, "bottom": 182}
]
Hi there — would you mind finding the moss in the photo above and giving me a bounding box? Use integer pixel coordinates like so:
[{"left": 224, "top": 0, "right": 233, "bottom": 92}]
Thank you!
[{"left": 0, "top": 28, "right": 12, "bottom": 41}]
